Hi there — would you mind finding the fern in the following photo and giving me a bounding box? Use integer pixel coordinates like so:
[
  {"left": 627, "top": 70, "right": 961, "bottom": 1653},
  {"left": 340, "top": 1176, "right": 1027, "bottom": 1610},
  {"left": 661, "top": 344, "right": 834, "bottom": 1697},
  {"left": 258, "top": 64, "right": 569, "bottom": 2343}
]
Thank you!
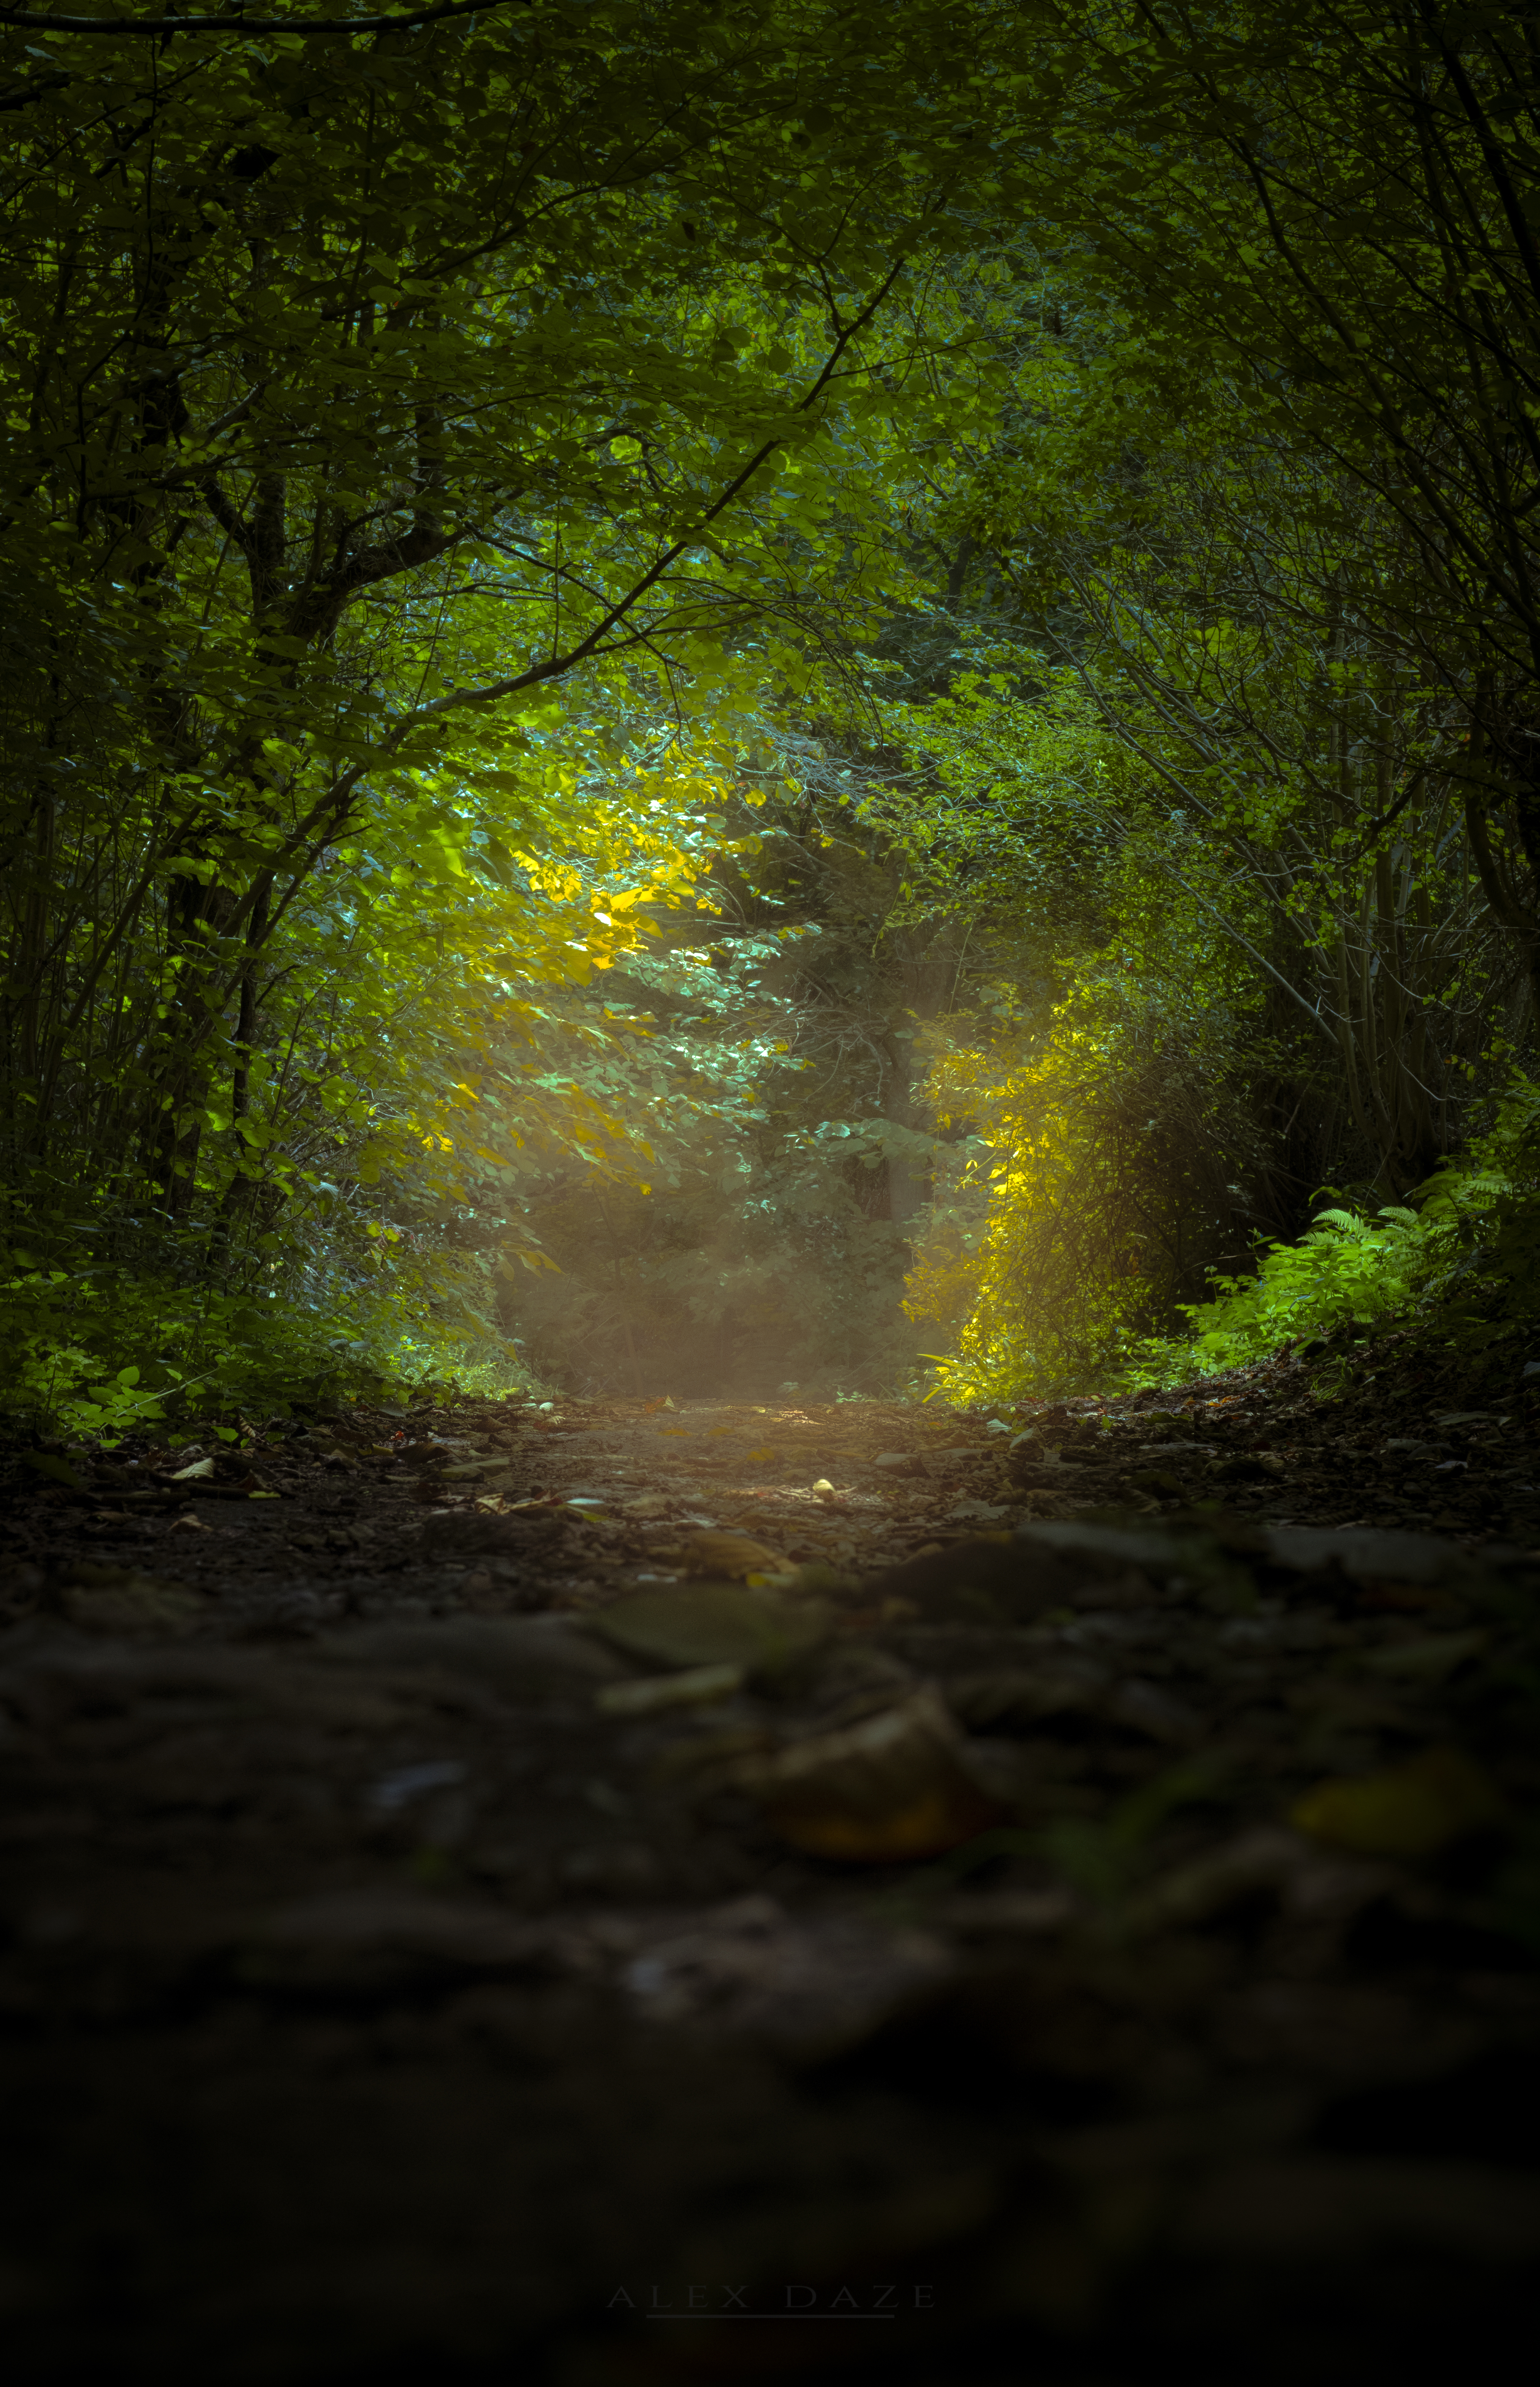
[{"left": 1123, "top": 1070, "right": 1540, "bottom": 1385}]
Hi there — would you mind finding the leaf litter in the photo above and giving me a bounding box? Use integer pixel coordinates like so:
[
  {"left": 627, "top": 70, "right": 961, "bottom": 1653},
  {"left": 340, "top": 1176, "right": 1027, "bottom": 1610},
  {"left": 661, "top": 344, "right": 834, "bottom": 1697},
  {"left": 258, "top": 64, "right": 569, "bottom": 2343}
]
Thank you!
[{"left": 0, "top": 1363, "right": 1537, "bottom": 2381}]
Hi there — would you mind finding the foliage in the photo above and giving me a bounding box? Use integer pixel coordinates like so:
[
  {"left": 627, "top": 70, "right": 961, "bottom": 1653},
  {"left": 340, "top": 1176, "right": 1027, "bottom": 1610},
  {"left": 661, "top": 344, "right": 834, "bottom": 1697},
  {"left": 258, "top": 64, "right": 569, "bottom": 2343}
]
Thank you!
[
  {"left": 907, "top": 882, "right": 1276, "bottom": 1407},
  {"left": 4, "top": 4, "right": 1539, "bottom": 1416},
  {"left": 1145, "top": 1205, "right": 1442, "bottom": 1383},
  {"left": 1128, "top": 1069, "right": 1540, "bottom": 1387},
  {"left": 834, "top": 3, "right": 1540, "bottom": 1403},
  {"left": 0, "top": 0, "right": 1023, "bottom": 1410},
  {"left": 0, "top": 1249, "right": 497, "bottom": 1443}
]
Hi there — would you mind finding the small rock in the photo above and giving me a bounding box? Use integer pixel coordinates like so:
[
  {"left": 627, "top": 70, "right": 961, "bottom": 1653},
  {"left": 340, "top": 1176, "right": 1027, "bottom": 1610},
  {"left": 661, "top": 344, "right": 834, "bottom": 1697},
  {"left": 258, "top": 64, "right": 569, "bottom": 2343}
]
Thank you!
[
  {"left": 869, "top": 1536, "right": 1094, "bottom": 1626},
  {"left": 58, "top": 1569, "right": 207, "bottom": 1636},
  {"left": 414, "top": 1506, "right": 565, "bottom": 1556},
  {"left": 1104, "top": 1678, "right": 1204, "bottom": 1743},
  {"left": 1128, "top": 1469, "right": 1185, "bottom": 1499},
  {"left": 245, "top": 1890, "right": 553, "bottom": 1993},
  {"left": 309, "top": 1615, "right": 630, "bottom": 1698},
  {"left": 621, "top": 1898, "right": 956, "bottom": 2061}
]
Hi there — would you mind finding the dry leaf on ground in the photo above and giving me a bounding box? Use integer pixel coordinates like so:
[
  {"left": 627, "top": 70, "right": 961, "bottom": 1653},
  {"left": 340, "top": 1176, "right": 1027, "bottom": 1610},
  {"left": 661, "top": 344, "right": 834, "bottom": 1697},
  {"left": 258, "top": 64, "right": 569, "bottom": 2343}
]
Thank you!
[
  {"left": 679, "top": 1530, "right": 788, "bottom": 1580},
  {"left": 731, "top": 1687, "right": 1001, "bottom": 1861},
  {"left": 591, "top": 1583, "right": 831, "bottom": 1675},
  {"left": 1291, "top": 1746, "right": 1506, "bottom": 1855}
]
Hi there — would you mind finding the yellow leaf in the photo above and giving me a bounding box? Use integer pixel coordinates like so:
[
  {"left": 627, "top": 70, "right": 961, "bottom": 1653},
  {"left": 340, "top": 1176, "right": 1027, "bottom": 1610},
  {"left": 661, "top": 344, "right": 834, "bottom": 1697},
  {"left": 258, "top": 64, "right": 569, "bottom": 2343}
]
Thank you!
[
  {"left": 1290, "top": 1746, "right": 1505, "bottom": 1856},
  {"left": 733, "top": 1690, "right": 1000, "bottom": 1861},
  {"left": 679, "top": 1530, "right": 788, "bottom": 1580}
]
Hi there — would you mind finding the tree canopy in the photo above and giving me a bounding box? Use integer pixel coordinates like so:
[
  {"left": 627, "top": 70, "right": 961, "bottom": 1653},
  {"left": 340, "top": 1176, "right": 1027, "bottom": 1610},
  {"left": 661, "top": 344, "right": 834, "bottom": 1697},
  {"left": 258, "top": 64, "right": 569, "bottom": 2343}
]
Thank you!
[{"left": 4, "top": 0, "right": 1538, "bottom": 1423}]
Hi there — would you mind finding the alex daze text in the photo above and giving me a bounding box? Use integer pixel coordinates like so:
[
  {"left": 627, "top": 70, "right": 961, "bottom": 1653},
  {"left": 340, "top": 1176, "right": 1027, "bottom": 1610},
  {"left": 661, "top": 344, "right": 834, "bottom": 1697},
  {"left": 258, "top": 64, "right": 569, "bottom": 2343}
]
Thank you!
[{"left": 608, "top": 2286, "right": 934, "bottom": 2316}]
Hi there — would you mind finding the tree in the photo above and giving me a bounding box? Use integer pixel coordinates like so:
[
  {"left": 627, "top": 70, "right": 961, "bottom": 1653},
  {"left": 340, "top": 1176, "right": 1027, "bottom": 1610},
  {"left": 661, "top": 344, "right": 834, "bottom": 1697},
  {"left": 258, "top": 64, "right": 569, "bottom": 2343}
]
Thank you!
[
  {"left": 0, "top": 0, "right": 1012, "bottom": 1254},
  {"left": 1019, "top": 0, "right": 1540, "bottom": 998}
]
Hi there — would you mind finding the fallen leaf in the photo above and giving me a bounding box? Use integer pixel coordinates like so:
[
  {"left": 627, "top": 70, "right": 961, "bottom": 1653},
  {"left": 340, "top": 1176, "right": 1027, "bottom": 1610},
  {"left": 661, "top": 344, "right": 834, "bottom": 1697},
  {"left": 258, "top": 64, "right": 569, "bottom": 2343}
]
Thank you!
[
  {"left": 591, "top": 1583, "right": 832, "bottom": 1675},
  {"left": 1291, "top": 1746, "right": 1506, "bottom": 1856},
  {"left": 744, "top": 1446, "right": 778, "bottom": 1464},
  {"left": 679, "top": 1530, "right": 788, "bottom": 1580},
  {"left": 596, "top": 1663, "right": 746, "bottom": 1717},
  {"left": 732, "top": 1689, "right": 1000, "bottom": 1861}
]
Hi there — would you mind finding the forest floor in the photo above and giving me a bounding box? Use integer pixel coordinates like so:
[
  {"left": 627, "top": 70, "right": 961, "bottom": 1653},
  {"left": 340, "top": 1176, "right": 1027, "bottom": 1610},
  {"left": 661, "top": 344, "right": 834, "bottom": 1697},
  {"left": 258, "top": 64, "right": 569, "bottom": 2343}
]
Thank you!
[{"left": 2, "top": 1336, "right": 1538, "bottom": 2387}]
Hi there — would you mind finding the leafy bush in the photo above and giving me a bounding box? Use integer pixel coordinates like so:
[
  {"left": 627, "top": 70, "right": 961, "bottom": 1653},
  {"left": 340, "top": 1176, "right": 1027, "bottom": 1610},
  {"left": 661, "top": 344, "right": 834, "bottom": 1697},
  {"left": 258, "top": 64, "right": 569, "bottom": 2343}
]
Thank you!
[
  {"left": 0, "top": 1251, "right": 529, "bottom": 1443},
  {"left": 907, "top": 911, "right": 1275, "bottom": 1407},
  {"left": 1135, "top": 1204, "right": 1437, "bottom": 1380},
  {"left": 1125, "top": 1071, "right": 1540, "bottom": 1385}
]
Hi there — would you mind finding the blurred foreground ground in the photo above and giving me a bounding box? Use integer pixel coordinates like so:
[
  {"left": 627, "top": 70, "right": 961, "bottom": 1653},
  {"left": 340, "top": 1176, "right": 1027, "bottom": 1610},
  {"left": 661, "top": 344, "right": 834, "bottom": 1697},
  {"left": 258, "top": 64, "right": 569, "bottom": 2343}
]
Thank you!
[{"left": 2, "top": 1350, "right": 1536, "bottom": 2385}]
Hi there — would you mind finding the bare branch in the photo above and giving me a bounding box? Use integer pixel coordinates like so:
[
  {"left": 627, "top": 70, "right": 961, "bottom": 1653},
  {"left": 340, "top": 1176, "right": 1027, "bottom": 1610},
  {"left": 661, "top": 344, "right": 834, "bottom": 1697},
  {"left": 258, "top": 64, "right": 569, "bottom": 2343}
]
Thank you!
[{"left": 0, "top": 1, "right": 525, "bottom": 37}]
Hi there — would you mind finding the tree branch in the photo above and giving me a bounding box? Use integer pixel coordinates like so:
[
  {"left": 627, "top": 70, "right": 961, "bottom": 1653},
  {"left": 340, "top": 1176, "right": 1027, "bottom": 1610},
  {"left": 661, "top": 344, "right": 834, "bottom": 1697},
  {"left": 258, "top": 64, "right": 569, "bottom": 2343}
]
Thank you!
[
  {"left": 0, "top": 1, "right": 525, "bottom": 36},
  {"left": 406, "top": 250, "right": 917, "bottom": 723}
]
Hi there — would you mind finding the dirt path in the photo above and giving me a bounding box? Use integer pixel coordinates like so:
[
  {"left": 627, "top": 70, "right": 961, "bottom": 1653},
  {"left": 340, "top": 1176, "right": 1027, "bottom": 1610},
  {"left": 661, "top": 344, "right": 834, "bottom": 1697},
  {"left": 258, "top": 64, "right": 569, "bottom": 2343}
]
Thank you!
[{"left": 2, "top": 1353, "right": 1537, "bottom": 2384}]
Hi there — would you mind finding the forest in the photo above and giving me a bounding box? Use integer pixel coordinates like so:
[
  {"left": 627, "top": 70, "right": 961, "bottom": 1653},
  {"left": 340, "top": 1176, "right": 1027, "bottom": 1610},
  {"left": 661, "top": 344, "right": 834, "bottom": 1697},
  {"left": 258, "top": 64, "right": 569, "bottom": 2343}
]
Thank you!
[
  {"left": 5, "top": 0, "right": 1539, "bottom": 1433},
  {"left": 4, "top": 13, "right": 1540, "bottom": 2387}
]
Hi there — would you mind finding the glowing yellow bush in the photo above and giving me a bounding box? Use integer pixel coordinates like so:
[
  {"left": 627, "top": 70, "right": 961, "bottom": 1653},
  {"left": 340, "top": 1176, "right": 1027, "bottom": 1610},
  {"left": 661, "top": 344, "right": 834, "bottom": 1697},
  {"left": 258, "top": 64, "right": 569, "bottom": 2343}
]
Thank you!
[{"left": 908, "top": 952, "right": 1258, "bottom": 1405}]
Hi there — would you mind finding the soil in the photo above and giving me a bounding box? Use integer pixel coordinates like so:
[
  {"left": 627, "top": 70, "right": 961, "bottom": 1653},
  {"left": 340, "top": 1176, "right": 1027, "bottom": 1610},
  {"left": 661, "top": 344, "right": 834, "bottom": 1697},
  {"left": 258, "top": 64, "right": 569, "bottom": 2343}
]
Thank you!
[{"left": 2, "top": 1336, "right": 1537, "bottom": 2387}]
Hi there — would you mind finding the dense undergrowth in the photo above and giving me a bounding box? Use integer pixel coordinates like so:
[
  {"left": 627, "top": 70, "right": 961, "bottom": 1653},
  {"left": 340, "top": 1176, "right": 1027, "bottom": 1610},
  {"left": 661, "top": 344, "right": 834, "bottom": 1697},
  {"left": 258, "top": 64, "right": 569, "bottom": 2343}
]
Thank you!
[{"left": 916, "top": 1069, "right": 1540, "bottom": 1411}]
